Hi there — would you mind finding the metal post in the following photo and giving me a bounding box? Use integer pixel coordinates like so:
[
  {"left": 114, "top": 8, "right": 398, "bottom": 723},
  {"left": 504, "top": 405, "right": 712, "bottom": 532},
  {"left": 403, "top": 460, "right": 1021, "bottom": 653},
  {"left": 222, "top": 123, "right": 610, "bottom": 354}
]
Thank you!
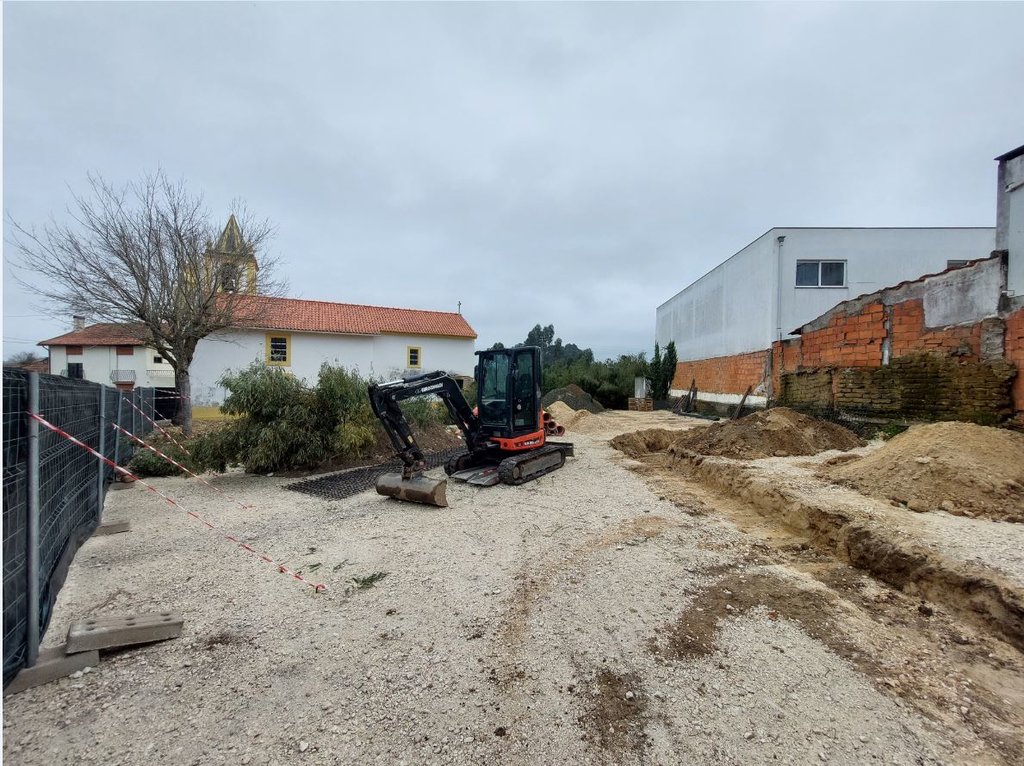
[
  {"left": 97, "top": 384, "right": 107, "bottom": 514},
  {"left": 26, "top": 372, "right": 41, "bottom": 667},
  {"left": 113, "top": 392, "right": 124, "bottom": 468}
]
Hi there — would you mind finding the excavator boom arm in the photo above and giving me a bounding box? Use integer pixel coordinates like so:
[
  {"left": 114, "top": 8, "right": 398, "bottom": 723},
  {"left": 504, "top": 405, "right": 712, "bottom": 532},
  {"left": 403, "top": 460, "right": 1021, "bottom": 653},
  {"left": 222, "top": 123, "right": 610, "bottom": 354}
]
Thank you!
[{"left": 368, "top": 372, "right": 479, "bottom": 476}]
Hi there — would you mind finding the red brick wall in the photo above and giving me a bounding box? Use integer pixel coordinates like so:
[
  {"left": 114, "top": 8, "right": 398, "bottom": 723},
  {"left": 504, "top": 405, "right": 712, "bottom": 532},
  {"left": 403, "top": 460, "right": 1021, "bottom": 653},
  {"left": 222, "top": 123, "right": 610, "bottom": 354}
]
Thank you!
[
  {"left": 675, "top": 298, "right": 1023, "bottom": 421},
  {"left": 797, "top": 301, "right": 886, "bottom": 368},
  {"left": 891, "top": 299, "right": 981, "bottom": 360},
  {"left": 1007, "top": 308, "right": 1024, "bottom": 419},
  {"left": 671, "top": 349, "right": 769, "bottom": 396}
]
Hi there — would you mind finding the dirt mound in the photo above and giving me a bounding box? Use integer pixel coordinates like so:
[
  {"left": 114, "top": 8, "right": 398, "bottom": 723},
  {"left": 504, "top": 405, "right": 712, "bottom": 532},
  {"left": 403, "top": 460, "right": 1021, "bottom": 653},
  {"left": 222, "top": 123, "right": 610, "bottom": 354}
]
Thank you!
[
  {"left": 682, "top": 407, "right": 863, "bottom": 459},
  {"left": 823, "top": 422, "right": 1024, "bottom": 522},
  {"left": 609, "top": 429, "right": 680, "bottom": 458},
  {"left": 610, "top": 408, "right": 862, "bottom": 460},
  {"left": 541, "top": 384, "right": 605, "bottom": 414}
]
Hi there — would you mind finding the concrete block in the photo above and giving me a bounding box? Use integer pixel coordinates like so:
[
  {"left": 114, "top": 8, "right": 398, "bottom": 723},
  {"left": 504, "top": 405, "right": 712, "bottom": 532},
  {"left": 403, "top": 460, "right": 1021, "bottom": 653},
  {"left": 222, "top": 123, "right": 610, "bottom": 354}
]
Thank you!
[
  {"left": 66, "top": 612, "right": 183, "bottom": 653},
  {"left": 3, "top": 645, "right": 99, "bottom": 696},
  {"left": 93, "top": 520, "right": 130, "bottom": 536}
]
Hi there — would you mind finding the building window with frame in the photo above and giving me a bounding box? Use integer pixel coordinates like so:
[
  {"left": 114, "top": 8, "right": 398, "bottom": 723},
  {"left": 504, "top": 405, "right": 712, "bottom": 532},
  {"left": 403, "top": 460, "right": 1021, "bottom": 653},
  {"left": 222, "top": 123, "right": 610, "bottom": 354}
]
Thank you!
[
  {"left": 116, "top": 345, "right": 135, "bottom": 356},
  {"left": 407, "top": 346, "right": 422, "bottom": 369},
  {"left": 67, "top": 362, "right": 84, "bottom": 379},
  {"left": 66, "top": 345, "right": 83, "bottom": 356},
  {"left": 796, "top": 260, "right": 846, "bottom": 288},
  {"left": 265, "top": 333, "right": 291, "bottom": 366}
]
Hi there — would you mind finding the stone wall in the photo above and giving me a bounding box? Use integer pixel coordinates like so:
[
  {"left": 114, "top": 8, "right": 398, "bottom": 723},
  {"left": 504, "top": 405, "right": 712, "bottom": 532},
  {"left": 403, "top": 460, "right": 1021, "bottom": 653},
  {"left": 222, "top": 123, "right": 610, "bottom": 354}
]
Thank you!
[{"left": 781, "top": 354, "right": 1016, "bottom": 424}]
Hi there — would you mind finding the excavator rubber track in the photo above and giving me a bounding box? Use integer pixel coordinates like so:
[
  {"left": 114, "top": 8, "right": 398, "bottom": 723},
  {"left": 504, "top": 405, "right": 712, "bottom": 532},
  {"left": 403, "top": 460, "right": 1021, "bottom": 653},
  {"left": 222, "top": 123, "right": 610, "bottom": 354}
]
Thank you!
[{"left": 497, "top": 442, "right": 573, "bottom": 486}]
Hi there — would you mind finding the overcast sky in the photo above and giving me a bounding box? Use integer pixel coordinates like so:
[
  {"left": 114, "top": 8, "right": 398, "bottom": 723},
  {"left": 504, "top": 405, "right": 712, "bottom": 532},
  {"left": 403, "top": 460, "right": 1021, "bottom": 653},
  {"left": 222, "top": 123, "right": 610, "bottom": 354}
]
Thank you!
[{"left": 4, "top": 1, "right": 1023, "bottom": 360}]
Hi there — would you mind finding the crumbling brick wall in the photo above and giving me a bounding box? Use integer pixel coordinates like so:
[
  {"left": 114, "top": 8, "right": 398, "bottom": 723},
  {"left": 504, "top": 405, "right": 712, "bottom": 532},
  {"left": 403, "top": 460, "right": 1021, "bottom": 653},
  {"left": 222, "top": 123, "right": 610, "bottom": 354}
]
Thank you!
[
  {"left": 1007, "top": 308, "right": 1024, "bottom": 421},
  {"left": 781, "top": 354, "right": 1016, "bottom": 424},
  {"left": 671, "top": 349, "right": 769, "bottom": 396},
  {"left": 891, "top": 299, "right": 982, "bottom": 359},
  {"left": 675, "top": 256, "right": 1022, "bottom": 421},
  {"left": 797, "top": 301, "right": 886, "bottom": 368},
  {"left": 771, "top": 255, "right": 1020, "bottom": 423}
]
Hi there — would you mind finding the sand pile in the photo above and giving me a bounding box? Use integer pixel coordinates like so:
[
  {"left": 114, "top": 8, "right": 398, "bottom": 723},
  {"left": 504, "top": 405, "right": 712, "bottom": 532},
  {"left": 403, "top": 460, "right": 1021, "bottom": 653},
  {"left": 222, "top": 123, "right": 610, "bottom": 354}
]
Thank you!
[
  {"left": 610, "top": 408, "right": 863, "bottom": 460},
  {"left": 541, "top": 384, "right": 605, "bottom": 414},
  {"left": 543, "top": 401, "right": 591, "bottom": 430},
  {"left": 823, "top": 421, "right": 1024, "bottom": 522}
]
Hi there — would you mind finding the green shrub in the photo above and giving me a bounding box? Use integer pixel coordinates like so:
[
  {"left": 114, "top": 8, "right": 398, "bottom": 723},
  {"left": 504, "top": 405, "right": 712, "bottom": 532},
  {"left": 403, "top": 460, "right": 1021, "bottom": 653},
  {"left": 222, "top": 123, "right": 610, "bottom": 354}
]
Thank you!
[
  {"left": 189, "top": 362, "right": 454, "bottom": 475},
  {"left": 128, "top": 446, "right": 183, "bottom": 477}
]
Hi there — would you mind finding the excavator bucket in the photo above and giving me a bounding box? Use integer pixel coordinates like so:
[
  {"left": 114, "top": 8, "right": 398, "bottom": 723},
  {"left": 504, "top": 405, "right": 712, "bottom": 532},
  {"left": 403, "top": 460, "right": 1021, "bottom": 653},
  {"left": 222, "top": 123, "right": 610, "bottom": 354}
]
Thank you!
[{"left": 375, "top": 473, "right": 448, "bottom": 507}]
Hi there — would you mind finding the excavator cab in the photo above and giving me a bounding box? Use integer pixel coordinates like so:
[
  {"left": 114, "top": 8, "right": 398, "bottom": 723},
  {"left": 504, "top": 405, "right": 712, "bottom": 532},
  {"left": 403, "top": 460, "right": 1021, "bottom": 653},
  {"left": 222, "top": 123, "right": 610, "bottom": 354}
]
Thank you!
[
  {"left": 368, "top": 346, "right": 573, "bottom": 507},
  {"left": 476, "top": 347, "right": 541, "bottom": 440}
]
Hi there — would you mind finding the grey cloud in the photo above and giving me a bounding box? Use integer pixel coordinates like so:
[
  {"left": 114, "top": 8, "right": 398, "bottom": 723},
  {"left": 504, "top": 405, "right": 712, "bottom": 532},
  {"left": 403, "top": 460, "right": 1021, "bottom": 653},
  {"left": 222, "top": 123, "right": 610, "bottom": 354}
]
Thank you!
[{"left": 4, "top": 2, "right": 1023, "bottom": 360}]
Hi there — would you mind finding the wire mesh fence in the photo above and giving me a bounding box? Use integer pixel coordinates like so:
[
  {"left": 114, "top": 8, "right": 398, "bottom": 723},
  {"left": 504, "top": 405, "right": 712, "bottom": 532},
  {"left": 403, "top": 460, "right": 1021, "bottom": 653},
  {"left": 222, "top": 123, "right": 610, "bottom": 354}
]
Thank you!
[
  {"left": 3, "top": 370, "right": 29, "bottom": 686},
  {"left": 2, "top": 369, "right": 158, "bottom": 688}
]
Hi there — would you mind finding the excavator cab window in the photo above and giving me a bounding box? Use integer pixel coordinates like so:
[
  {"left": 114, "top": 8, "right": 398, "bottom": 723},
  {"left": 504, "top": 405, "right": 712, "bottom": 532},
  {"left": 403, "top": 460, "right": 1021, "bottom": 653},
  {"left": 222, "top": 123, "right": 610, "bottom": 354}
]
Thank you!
[
  {"left": 512, "top": 350, "right": 537, "bottom": 430},
  {"left": 479, "top": 352, "right": 510, "bottom": 428}
]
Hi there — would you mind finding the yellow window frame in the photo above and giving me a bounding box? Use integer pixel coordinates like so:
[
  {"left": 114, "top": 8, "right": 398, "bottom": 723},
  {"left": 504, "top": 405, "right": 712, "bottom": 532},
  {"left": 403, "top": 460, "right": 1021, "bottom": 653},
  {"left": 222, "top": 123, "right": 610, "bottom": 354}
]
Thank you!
[
  {"left": 407, "top": 345, "right": 422, "bottom": 369},
  {"left": 265, "top": 332, "right": 292, "bottom": 366}
]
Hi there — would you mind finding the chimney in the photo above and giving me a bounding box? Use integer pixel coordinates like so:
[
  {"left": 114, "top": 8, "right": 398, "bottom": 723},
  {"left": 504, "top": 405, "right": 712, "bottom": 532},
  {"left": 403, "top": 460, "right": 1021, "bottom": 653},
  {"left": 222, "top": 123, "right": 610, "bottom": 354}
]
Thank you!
[{"left": 73, "top": 315, "right": 86, "bottom": 331}]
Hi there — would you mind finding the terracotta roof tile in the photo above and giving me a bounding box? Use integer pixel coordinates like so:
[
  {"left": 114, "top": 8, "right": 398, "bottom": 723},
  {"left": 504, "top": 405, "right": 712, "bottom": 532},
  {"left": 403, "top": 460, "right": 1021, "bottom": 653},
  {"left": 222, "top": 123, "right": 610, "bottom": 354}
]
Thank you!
[
  {"left": 9, "top": 359, "right": 50, "bottom": 373},
  {"left": 229, "top": 295, "right": 477, "bottom": 338},
  {"left": 38, "top": 298, "right": 477, "bottom": 347},
  {"left": 39, "top": 323, "right": 149, "bottom": 347}
]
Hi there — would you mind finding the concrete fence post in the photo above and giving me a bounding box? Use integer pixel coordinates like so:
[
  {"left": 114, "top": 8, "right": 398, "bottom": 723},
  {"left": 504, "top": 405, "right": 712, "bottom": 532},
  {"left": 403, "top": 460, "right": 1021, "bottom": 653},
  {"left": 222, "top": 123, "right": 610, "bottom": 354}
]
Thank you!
[
  {"left": 97, "top": 384, "right": 107, "bottom": 516},
  {"left": 26, "top": 372, "right": 41, "bottom": 668}
]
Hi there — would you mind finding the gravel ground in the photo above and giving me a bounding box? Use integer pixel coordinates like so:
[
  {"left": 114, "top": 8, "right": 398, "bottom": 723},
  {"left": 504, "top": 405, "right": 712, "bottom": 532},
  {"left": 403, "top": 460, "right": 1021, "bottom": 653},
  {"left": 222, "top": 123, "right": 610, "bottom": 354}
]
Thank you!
[{"left": 1, "top": 415, "right": 977, "bottom": 765}]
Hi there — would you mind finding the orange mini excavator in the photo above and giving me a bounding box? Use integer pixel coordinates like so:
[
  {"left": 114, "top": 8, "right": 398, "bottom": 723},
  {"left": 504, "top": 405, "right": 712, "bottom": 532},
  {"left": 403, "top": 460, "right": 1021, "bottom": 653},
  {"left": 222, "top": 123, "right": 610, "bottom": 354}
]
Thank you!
[{"left": 368, "top": 346, "right": 574, "bottom": 507}]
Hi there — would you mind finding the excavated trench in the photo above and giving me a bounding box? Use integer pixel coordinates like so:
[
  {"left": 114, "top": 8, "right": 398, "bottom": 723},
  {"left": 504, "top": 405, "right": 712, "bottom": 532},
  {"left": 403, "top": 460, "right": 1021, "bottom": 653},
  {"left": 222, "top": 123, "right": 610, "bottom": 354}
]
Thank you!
[{"left": 609, "top": 425, "right": 1024, "bottom": 763}]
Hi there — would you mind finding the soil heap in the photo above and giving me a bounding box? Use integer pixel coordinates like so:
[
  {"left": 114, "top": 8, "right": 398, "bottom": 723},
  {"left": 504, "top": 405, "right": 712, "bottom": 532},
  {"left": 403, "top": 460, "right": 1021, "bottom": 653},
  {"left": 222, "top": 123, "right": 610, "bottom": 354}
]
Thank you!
[
  {"left": 823, "top": 421, "right": 1024, "bottom": 522},
  {"left": 610, "top": 408, "right": 864, "bottom": 460},
  {"left": 541, "top": 384, "right": 605, "bottom": 414},
  {"left": 543, "top": 400, "right": 592, "bottom": 430}
]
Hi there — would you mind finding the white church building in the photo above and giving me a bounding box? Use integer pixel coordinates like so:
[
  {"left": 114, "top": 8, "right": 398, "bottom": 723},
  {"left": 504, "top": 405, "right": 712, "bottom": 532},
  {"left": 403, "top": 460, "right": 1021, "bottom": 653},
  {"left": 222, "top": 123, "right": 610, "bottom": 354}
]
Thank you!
[{"left": 38, "top": 216, "right": 477, "bottom": 406}]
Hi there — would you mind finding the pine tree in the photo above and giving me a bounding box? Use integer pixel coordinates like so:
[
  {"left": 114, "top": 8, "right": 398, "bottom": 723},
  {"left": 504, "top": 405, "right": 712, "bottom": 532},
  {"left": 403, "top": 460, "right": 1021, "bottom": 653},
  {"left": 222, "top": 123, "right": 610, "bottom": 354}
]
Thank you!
[
  {"left": 662, "top": 341, "right": 678, "bottom": 398},
  {"left": 651, "top": 342, "right": 664, "bottom": 399}
]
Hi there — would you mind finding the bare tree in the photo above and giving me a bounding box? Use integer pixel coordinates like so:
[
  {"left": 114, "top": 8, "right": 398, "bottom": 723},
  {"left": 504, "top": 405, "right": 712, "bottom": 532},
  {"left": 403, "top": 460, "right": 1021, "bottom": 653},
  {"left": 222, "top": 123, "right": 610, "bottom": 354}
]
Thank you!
[
  {"left": 4, "top": 350, "right": 46, "bottom": 367},
  {"left": 9, "top": 170, "right": 286, "bottom": 434}
]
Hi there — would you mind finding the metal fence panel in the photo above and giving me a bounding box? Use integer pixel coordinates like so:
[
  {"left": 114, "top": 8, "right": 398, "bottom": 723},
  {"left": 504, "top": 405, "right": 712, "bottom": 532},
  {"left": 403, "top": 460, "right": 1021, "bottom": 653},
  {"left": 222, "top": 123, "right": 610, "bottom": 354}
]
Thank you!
[
  {"left": 35, "top": 377, "right": 104, "bottom": 651},
  {"left": 2, "top": 370, "right": 29, "bottom": 687},
  {"left": 2, "top": 368, "right": 159, "bottom": 688}
]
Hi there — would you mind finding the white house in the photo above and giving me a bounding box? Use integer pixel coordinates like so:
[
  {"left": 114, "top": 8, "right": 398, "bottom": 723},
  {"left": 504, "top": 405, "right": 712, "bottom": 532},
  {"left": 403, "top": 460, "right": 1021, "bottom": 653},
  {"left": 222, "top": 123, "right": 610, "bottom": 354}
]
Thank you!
[
  {"left": 38, "top": 299, "right": 478, "bottom": 406},
  {"left": 655, "top": 226, "right": 996, "bottom": 403},
  {"left": 39, "top": 318, "right": 177, "bottom": 391},
  {"left": 189, "top": 294, "right": 477, "bottom": 405},
  {"left": 36, "top": 215, "right": 478, "bottom": 407}
]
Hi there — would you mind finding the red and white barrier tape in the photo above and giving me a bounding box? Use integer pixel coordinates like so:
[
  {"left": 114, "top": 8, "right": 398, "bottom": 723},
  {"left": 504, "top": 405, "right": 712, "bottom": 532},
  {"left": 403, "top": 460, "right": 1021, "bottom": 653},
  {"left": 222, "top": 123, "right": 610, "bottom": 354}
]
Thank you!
[
  {"left": 153, "top": 391, "right": 191, "bottom": 401},
  {"left": 123, "top": 396, "right": 192, "bottom": 456},
  {"left": 30, "top": 412, "right": 326, "bottom": 593},
  {"left": 111, "top": 422, "right": 255, "bottom": 511}
]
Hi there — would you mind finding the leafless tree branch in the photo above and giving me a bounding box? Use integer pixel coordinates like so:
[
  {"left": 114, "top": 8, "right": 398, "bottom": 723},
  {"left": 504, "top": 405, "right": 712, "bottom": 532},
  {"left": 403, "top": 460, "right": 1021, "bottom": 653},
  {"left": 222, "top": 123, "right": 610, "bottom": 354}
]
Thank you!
[{"left": 8, "top": 170, "right": 286, "bottom": 433}]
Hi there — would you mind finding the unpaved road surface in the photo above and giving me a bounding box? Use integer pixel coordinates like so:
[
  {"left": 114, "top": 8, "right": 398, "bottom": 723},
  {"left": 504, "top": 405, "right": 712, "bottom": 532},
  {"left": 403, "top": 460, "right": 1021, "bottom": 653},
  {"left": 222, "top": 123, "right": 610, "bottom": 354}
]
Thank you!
[{"left": 4, "top": 411, "right": 1021, "bottom": 764}]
